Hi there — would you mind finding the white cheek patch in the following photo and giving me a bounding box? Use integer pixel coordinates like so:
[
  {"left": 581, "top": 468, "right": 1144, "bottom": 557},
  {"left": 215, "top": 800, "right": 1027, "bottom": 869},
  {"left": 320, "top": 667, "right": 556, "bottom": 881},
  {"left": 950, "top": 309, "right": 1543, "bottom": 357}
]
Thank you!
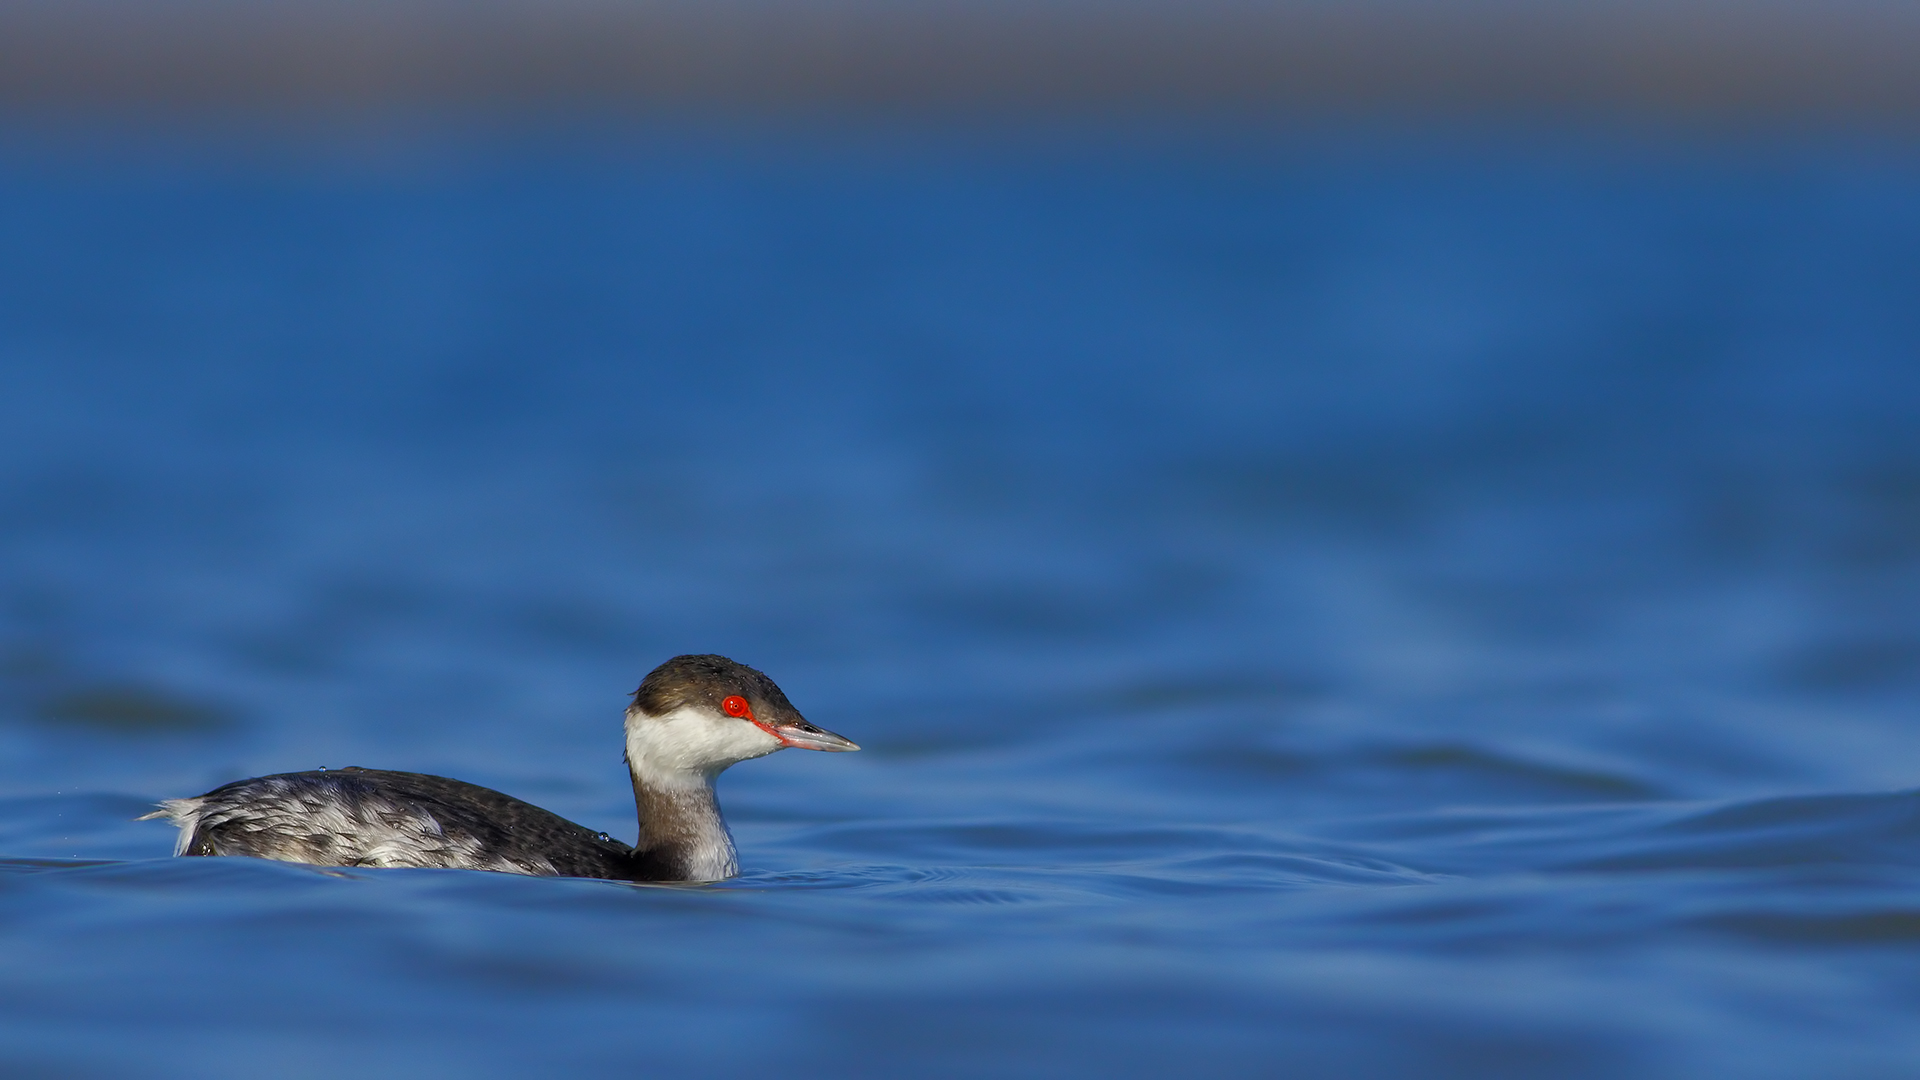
[{"left": 624, "top": 705, "right": 783, "bottom": 789}]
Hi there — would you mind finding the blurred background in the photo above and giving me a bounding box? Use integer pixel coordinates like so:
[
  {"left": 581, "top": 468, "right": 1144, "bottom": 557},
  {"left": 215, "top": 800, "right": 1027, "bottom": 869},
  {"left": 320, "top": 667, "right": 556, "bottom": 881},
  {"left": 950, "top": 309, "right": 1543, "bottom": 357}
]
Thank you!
[{"left": 2, "top": 2, "right": 1919, "bottom": 1078}]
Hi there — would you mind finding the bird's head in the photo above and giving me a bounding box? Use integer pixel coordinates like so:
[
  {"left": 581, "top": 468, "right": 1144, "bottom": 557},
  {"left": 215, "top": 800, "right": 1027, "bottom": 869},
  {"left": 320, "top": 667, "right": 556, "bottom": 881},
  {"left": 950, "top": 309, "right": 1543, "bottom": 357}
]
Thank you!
[{"left": 624, "top": 654, "right": 857, "bottom": 787}]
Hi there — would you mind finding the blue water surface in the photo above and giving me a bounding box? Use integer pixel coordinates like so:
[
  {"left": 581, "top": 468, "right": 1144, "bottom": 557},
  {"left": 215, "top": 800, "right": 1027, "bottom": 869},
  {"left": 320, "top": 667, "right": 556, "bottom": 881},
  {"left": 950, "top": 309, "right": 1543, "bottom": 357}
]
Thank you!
[{"left": 1, "top": 125, "right": 1919, "bottom": 1077}]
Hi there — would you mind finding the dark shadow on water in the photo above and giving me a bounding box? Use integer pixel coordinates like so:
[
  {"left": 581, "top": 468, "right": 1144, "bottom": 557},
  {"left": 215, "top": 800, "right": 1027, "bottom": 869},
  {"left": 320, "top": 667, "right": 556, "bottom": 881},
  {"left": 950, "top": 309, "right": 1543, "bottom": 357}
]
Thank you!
[{"left": 32, "top": 685, "right": 235, "bottom": 732}]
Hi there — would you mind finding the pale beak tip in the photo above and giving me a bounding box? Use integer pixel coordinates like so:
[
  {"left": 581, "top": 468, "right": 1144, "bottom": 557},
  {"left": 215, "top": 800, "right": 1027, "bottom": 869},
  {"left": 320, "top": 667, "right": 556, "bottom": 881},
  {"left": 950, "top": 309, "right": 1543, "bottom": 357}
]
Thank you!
[{"left": 773, "top": 724, "right": 861, "bottom": 753}]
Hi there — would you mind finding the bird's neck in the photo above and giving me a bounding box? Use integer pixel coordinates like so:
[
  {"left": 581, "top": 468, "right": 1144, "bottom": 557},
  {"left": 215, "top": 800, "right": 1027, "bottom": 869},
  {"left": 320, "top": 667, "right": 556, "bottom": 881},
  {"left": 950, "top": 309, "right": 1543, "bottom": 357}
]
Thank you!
[
  {"left": 623, "top": 707, "right": 741, "bottom": 882},
  {"left": 628, "top": 773, "right": 737, "bottom": 882}
]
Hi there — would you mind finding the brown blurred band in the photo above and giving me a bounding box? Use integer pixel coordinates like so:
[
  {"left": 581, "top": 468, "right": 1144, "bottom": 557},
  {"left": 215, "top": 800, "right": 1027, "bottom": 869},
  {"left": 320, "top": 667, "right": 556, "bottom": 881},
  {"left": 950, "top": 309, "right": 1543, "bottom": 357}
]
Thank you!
[{"left": 1, "top": 0, "right": 1917, "bottom": 122}]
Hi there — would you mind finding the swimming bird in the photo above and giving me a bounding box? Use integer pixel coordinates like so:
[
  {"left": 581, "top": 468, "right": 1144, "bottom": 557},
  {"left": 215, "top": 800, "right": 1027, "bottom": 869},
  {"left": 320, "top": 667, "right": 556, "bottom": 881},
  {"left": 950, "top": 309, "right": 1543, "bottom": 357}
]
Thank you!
[{"left": 144, "top": 654, "right": 857, "bottom": 882}]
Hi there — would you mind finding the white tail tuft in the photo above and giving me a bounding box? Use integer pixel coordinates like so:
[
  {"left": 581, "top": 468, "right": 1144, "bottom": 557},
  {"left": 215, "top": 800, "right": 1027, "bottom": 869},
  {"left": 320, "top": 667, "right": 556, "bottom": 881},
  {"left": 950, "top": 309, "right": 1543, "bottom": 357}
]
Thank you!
[{"left": 139, "top": 798, "right": 207, "bottom": 856}]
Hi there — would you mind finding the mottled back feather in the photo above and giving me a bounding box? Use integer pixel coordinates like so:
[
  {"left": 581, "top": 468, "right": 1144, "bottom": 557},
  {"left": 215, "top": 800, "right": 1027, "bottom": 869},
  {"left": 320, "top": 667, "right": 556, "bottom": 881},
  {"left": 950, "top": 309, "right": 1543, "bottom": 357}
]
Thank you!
[{"left": 151, "top": 768, "right": 646, "bottom": 879}]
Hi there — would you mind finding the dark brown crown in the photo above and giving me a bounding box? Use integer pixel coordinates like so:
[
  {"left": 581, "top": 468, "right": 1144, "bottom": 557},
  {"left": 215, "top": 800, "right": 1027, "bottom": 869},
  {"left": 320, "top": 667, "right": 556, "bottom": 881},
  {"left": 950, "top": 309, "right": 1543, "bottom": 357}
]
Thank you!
[{"left": 630, "top": 654, "right": 805, "bottom": 724}]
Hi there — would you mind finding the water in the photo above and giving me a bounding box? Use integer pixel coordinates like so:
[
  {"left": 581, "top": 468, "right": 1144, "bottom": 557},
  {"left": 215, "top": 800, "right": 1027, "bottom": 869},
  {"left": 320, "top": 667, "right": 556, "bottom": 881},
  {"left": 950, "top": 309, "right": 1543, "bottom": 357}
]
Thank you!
[{"left": 1, "top": 126, "right": 1919, "bottom": 1077}]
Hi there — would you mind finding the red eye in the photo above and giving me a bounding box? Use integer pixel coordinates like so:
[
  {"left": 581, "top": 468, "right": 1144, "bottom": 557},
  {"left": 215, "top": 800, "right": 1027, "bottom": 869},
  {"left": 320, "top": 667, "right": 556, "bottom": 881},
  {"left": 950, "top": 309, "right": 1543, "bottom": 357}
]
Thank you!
[{"left": 722, "top": 695, "right": 752, "bottom": 718}]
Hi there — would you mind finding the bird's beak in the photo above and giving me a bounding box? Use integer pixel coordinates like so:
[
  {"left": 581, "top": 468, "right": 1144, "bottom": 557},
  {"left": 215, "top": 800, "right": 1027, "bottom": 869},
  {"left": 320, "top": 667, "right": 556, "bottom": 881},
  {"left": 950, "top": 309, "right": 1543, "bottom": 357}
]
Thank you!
[{"left": 773, "top": 721, "right": 860, "bottom": 752}]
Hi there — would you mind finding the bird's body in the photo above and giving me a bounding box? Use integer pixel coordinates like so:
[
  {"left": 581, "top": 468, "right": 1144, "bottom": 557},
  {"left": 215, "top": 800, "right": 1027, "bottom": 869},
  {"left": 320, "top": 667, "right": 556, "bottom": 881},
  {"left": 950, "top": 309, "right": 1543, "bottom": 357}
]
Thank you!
[
  {"left": 160, "top": 767, "right": 649, "bottom": 877},
  {"left": 145, "top": 655, "right": 856, "bottom": 883}
]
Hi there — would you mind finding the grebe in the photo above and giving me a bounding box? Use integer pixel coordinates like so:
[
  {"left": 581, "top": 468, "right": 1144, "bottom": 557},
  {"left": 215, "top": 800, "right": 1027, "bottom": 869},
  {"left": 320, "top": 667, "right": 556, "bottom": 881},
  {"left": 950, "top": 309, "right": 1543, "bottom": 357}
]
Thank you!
[{"left": 144, "top": 654, "right": 857, "bottom": 882}]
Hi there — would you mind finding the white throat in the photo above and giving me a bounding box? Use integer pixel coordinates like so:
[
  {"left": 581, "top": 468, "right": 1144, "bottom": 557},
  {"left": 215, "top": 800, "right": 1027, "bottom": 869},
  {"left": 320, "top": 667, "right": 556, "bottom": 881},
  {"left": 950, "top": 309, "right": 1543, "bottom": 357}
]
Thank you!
[
  {"left": 623, "top": 704, "right": 785, "bottom": 791},
  {"left": 621, "top": 704, "right": 783, "bottom": 882}
]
